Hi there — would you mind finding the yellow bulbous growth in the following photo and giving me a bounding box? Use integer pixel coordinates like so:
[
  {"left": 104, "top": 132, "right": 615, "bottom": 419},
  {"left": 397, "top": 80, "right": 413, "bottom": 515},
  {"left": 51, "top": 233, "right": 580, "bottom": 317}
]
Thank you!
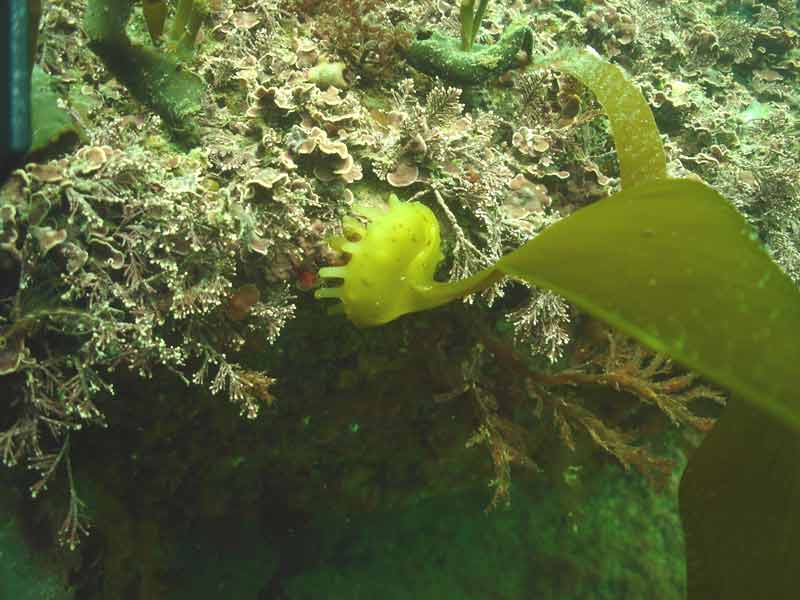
[
  {"left": 316, "top": 196, "right": 441, "bottom": 326},
  {"left": 315, "top": 195, "right": 495, "bottom": 327}
]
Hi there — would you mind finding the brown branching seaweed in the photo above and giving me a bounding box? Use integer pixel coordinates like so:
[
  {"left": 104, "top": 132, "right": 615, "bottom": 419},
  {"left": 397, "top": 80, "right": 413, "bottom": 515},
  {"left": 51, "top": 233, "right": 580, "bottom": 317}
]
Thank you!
[{"left": 459, "top": 321, "right": 725, "bottom": 507}]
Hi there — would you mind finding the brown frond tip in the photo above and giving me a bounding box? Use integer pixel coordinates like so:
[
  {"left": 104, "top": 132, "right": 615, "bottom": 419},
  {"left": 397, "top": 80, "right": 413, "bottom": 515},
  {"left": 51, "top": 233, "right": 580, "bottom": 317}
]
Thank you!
[
  {"left": 551, "top": 331, "right": 727, "bottom": 432},
  {"left": 561, "top": 400, "right": 674, "bottom": 488},
  {"left": 595, "top": 333, "right": 727, "bottom": 430},
  {"left": 466, "top": 385, "right": 538, "bottom": 510}
]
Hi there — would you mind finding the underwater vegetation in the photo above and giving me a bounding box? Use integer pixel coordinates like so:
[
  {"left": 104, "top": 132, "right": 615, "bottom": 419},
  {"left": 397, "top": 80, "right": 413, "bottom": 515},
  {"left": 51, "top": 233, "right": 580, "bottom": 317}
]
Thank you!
[
  {"left": 318, "top": 46, "right": 800, "bottom": 431},
  {"left": 84, "top": 0, "right": 207, "bottom": 142},
  {"left": 406, "top": 0, "right": 534, "bottom": 86},
  {"left": 317, "top": 34, "right": 800, "bottom": 600},
  {"left": 1, "top": 0, "right": 800, "bottom": 597}
]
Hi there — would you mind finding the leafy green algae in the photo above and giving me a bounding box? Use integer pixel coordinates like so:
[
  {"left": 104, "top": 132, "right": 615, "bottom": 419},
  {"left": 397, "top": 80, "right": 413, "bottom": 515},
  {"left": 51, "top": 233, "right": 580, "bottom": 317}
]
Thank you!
[
  {"left": 321, "top": 47, "right": 800, "bottom": 598},
  {"left": 532, "top": 48, "right": 667, "bottom": 188},
  {"left": 497, "top": 177, "right": 800, "bottom": 429},
  {"left": 326, "top": 47, "right": 800, "bottom": 430},
  {"left": 487, "top": 49, "right": 800, "bottom": 599}
]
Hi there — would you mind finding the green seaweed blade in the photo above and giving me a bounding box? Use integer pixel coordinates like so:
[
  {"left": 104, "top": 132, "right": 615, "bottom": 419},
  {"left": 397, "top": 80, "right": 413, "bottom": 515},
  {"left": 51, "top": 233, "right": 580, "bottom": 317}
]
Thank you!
[
  {"left": 535, "top": 48, "right": 667, "bottom": 188},
  {"left": 534, "top": 48, "right": 800, "bottom": 600},
  {"left": 497, "top": 177, "right": 800, "bottom": 429}
]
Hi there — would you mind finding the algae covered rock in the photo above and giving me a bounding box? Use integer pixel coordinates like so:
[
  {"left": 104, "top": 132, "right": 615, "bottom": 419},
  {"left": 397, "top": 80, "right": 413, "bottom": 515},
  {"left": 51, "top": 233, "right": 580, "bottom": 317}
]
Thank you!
[{"left": 406, "top": 24, "right": 533, "bottom": 86}]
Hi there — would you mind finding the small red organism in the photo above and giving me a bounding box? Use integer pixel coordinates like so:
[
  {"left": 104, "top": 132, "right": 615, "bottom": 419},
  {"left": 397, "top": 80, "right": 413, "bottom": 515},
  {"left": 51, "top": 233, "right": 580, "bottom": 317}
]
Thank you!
[
  {"left": 226, "top": 284, "right": 260, "bottom": 320},
  {"left": 295, "top": 268, "right": 317, "bottom": 291}
]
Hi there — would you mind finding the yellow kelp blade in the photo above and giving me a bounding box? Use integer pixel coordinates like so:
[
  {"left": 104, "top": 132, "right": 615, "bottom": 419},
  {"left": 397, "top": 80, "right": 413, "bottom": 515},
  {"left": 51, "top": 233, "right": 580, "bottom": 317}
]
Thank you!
[
  {"left": 497, "top": 177, "right": 800, "bottom": 429},
  {"left": 534, "top": 47, "right": 667, "bottom": 188},
  {"left": 680, "top": 399, "right": 800, "bottom": 599}
]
